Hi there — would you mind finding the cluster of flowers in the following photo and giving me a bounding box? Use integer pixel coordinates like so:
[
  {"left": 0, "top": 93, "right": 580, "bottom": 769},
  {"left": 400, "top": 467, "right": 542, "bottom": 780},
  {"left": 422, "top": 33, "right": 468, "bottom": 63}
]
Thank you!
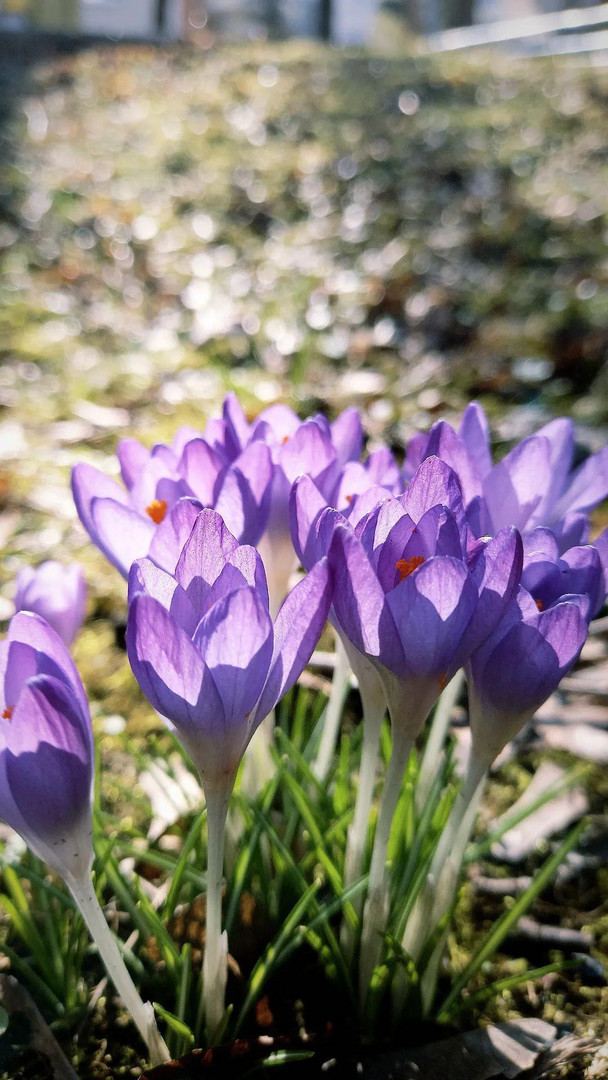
[{"left": 2, "top": 395, "right": 607, "bottom": 1058}]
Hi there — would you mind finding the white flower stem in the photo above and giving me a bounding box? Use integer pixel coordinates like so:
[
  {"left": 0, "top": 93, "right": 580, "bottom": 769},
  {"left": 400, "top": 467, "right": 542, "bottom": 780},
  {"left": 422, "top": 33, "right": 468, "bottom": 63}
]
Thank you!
[
  {"left": 358, "top": 727, "right": 413, "bottom": 1008},
  {"left": 66, "top": 872, "right": 170, "bottom": 1066},
  {"left": 415, "top": 669, "right": 464, "bottom": 812},
  {"left": 340, "top": 696, "right": 385, "bottom": 964},
  {"left": 313, "top": 634, "right": 351, "bottom": 782},
  {"left": 202, "top": 782, "right": 231, "bottom": 1039},
  {"left": 393, "top": 750, "right": 488, "bottom": 1018}
]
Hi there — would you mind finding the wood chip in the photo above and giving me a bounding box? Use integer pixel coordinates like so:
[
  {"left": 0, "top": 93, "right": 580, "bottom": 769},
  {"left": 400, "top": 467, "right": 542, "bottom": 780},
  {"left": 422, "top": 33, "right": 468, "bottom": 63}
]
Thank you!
[
  {"left": 364, "top": 1018, "right": 557, "bottom": 1080},
  {"left": 491, "top": 762, "right": 588, "bottom": 863},
  {"left": 0, "top": 974, "right": 79, "bottom": 1080}
]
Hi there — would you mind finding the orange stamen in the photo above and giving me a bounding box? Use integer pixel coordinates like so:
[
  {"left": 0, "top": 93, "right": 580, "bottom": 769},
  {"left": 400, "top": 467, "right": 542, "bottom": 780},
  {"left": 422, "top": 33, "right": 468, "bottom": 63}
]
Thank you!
[
  {"left": 437, "top": 672, "right": 448, "bottom": 692},
  {"left": 145, "top": 499, "right": 167, "bottom": 525},
  {"left": 2, "top": 706, "right": 13, "bottom": 720},
  {"left": 345, "top": 494, "right": 353, "bottom": 504},
  {"left": 281, "top": 435, "right": 289, "bottom": 445},
  {"left": 535, "top": 598, "right": 544, "bottom": 612},
  {"left": 395, "top": 555, "right": 425, "bottom": 583}
]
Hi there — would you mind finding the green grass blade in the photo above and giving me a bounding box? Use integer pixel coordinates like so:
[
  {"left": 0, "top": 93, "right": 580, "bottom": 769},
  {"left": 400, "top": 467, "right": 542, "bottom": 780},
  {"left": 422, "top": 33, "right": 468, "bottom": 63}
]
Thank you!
[
  {"left": 163, "top": 807, "right": 207, "bottom": 920},
  {"left": 437, "top": 819, "right": 586, "bottom": 1021}
]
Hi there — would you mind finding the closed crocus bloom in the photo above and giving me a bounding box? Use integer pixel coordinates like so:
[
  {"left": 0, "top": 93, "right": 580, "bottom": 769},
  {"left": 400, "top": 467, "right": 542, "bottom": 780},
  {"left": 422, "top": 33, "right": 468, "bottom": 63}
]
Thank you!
[
  {"left": 14, "top": 561, "right": 87, "bottom": 646},
  {"left": 126, "top": 508, "right": 333, "bottom": 1033},
  {"left": 321, "top": 457, "right": 523, "bottom": 998},
  {"left": 0, "top": 612, "right": 93, "bottom": 880},
  {"left": 0, "top": 613, "right": 168, "bottom": 1063},
  {"left": 401, "top": 534, "right": 600, "bottom": 1003}
]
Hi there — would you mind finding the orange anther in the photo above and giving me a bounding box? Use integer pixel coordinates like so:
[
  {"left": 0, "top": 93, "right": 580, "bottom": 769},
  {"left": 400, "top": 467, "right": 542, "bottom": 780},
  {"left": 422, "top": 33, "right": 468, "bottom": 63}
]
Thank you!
[
  {"left": 145, "top": 499, "right": 167, "bottom": 525},
  {"left": 437, "top": 672, "right": 448, "bottom": 691},
  {"left": 2, "top": 706, "right": 13, "bottom": 720},
  {"left": 534, "top": 598, "right": 544, "bottom": 612},
  {"left": 395, "top": 555, "right": 425, "bottom": 583}
]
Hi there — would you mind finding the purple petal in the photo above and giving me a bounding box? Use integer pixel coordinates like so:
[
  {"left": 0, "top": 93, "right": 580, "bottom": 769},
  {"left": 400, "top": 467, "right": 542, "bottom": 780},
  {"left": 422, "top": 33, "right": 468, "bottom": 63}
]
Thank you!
[
  {"left": 560, "top": 545, "right": 604, "bottom": 618},
  {"left": 483, "top": 436, "right": 551, "bottom": 533},
  {"left": 174, "top": 509, "right": 239, "bottom": 611},
  {"left": 1, "top": 612, "right": 89, "bottom": 718},
  {"left": 147, "top": 498, "right": 201, "bottom": 574},
  {"left": 193, "top": 587, "right": 273, "bottom": 724},
  {"left": 459, "top": 402, "right": 492, "bottom": 479},
  {"left": 222, "top": 393, "right": 251, "bottom": 459},
  {"left": 214, "top": 441, "right": 273, "bottom": 545},
  {"left": 553, "top": 513, "right": 590, "bottom": 553},
  {"left": 127, "top": 594, "right": 207, "bottom": 726},
  {"left": 254, "top": 559, "right": 333, "bottom": 721},
  {"left": 3, "top": 675, "right": 92, "bottom": 845},
  {"left": 473, "top": 600, "right": 587, "bottom": 719},
  {"left": 116, "top": 438, "right": 150, "bottom": 490},
  {"left": 328, "top": 525, "right": 405, "bottom": 672},
  {"left": 14, "top": 562, "right": 87, "bottom": 647},
  {"left": 348, "top": 486, "right": 393, "bottom": 528},
  {"left": 330, "top": 407, "right": 364, "bottom": 466},
  {"left": 464, "top": 527, "right": 523, "bottom": 653},
  {"left": 128, "top": 559, "right": 198, "bottom": 635},
  {"left": 425, "top": 420, "right": 482, "bottom": 505},
  {"left": 529, "top": 418, "right": 574, "bottom": 526},
  {"left": 279, "top": 422, "right": 337, "bottom": 488},
  {"left": 289, "top": 475, "right": 330, "bottom": 569},
  {"left": 253, "top": 403, "right": 301, "bottom": 443},
  {"left": 179, "top": 439, "right": 226, "bottom": 504},
  {"left": 90, "top": 498, "right": 155, "bottom": 578},
  {"left": 71, "top": 463, "right": 128, "bottom": 543},
  {"left": 554, "top": 446, "right": 608, "bottom": 521},
  {"left": 400, "top": 457, "right": 466, "bottom": 538},
  {"left": 357, "top": 498, "right": 412, "bottom": 572},
  {"left": 386, "top": 556, "right": 479, "bottom": 679}
]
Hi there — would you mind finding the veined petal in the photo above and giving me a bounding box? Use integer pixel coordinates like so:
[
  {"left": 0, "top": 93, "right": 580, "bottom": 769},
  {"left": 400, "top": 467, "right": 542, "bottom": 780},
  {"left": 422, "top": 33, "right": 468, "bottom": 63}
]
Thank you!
[
  {"left": 400, "top": 457, "right": 466, "bottom": 538},
  {"left": 116, "top": 438, "right": 150, "bottom": 490},
  {"left": 553, "top": 446, "right": 608, "bottom": 522},
  {"left": 128, "top": 559, "right": 197, "bottom": 635},
  {"left": 127, "top": 594, "right": 207, "bottom": 726},
  {"left": 425, "top": 420, "right": 482, "bottom": 505},
  {"left": 223, "top": 392, "right": 251, "bottom": 458},
  {"left": 328, "top": 525, "right": 404, "bottom": 672},
  {"left": 331, "top": 407, "right": 364, "bottom": 466},
  {"left": 254, "top": 559, "right": 332, "bottom": 721},
  {"left": 386, "top": 556, "right": 478, "bottom": 679},
  {"left": 459, "top": 402, "right": 492, "bottom": 480},
  {"left": 1, "top": 611, "right": 89, "bottom": 719},
  {"left": 71, "top": 463, "right": 128, "bottom": 543},
  {"left": 174, "top": 509, "right": 239, "bottom": 610},
  {"left": 214, "top": 441, "right": 272, "bottom": 545},
  {"left": 193, "top": 588, "right": 273, "bottom": 724},
  {"left": 179, "top": 438, "right": 226, "bottom": 504},
  {"left": 463, "top": 527, "right": 523, "bottom": 653},
  {"left": 91, "top": 498, "right": 155, "bottom": 578},
  {"left": 147, "top": 497, "right": 201, "bottom": 574},
  {"left": 483, "top": 435, "right": 551, "bottom": 534},
  {"left": 289, "top": 474, "right": 331, "bottom": 569}
]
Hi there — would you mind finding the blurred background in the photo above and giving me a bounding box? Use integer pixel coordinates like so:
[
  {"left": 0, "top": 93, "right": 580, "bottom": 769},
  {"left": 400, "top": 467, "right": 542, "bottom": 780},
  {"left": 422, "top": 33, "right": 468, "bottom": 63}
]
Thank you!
[{"left": 0, "top": 0, "right": 607, "bottom": 611}]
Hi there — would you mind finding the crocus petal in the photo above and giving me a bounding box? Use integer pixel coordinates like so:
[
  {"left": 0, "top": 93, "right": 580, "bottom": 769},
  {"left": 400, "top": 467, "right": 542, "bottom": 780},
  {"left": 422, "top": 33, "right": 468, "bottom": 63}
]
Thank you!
[
  {"left": 174, "top": 509, "right": 239, "bottom": 609},
  {"left": 193, "top": 588, "right": 273, "bottom": 725},
  {"left": 560, "top": 545, "right": 604, "bottom": 618},
  {"left": 330, "top": 407, "right": 364, "bottom": 466},
  {"left": 386, "top": 556, "right": 478, "bottom": 679},
  {"left": 14, "top": 562, "right": 87, "bottom": 647},
  {"left": 463, "top": 527, "right": 523, "bottom": 653},
  {"left": 593, "top": 526, "right": 608, "bottom": 596},
  {"left": 128, "top": 559, "right": 198, "bottom": 635},
  {"left": 425, "top": 420, "right": 482, "bottom": 506},
  {"left": 553, "top": 446, "right": 608, "bottom": 522},
  {"left": 1, "top": 612, "right": 89, "bottom": 719},
  {"left": 279, "top": 422, "right": 337, "bottom": 488},
  {"left": 254, "top": 403, "right": 301, "bottom": 443},
  {"left": 473, "top": 600, "right": 586, "bottom": 720},
  {"left": 116, "top": 438, "right": 150, "bottom": 490},
  {"left": 222, "top": 392, "right": 251, "bottom": 459},
  {"left": 91, "top": 498, "right": 155, "bottom": 578},
  {"left": 553, "top": 513, "right": 590, "bottom": 553},
  {"left": 401, "top": 457, "right": 467, "bottom": 539},
  {"left": 328, "top": 525, "right": 405, "bottom": 673},
  {"left": 180, "top": 439, "right": 226, "bottom": 504},
  {"left": 147, "top": 497, "right": 201, "bottom": 574},
  {"left": 459, "top": 402, "right": 492, "bottom": 480},
  {"left": 529, "top": 417, "right": 574, "bottom": 526},
  {"left": 4, "top": 675, "right": 92, "bottom": 847},
  {"left": 127, "top": 594, "right": 207, "bottom": 728},
  {"left": 214, "top": 442, "right": 272, "bottom": 545},
  {"left": 289, "top": 475, "right": 331, "bottom": 569},
  {"left": 71, "top": 463, "right": 128, "bottom": 543},
  {"left": 483, "top": 436, "right": 551, "bottom": 534},
  {"left": 348, "top": 486, "right": 393, "bottom": 528},
  {"left": 254, "top": 559, "right": 332, "bottom": 721}
]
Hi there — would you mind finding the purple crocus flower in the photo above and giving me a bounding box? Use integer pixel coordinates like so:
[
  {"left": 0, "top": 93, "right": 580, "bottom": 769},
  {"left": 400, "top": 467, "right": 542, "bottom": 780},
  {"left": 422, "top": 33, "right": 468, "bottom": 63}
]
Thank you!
[
  {"left": 408, "top": 403, "right": 608, "bottom": 543},
  {"left": 126, "top": 507, "right": 332, "bottom": 1032},
  {"left": 126, "top": 508, "right": 332, "bottom": 784},
  {"left": 14, "top": 562, "right": 87, "bottom": 647},
  {"left": 0, "top": 612, "right": 93, "bottom": 881},
  {"left": 467, "top": 527, "right": 603, "bottom": 766},
  {"left": 72, "top": 436, "right": 272, "bottom": 578}
]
